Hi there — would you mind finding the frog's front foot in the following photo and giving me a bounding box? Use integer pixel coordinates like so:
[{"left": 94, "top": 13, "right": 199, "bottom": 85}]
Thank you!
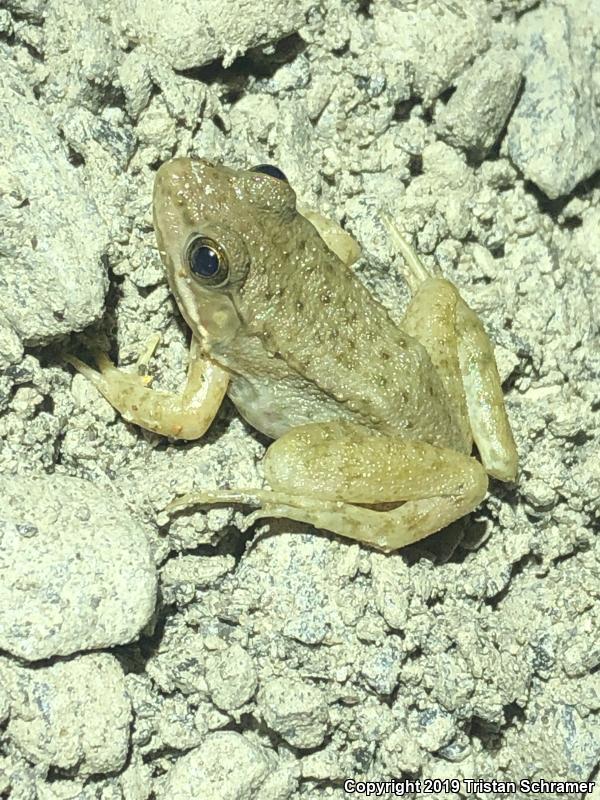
[{"left": 66, "top": 337, "right": 229, "bottom": 439}]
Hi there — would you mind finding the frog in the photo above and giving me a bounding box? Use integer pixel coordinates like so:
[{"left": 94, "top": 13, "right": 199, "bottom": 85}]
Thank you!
[{"left": 68, "top": 158, "right": 518, "bottom": 552}]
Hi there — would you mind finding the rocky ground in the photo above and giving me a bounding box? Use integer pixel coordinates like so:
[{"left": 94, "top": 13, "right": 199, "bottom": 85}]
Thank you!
[{"left": 0, "top": 0, "right": 599, "bottom": 798}]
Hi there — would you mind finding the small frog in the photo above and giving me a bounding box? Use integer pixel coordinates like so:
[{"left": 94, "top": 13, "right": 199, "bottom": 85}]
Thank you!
[{"left": 69, "top": 158, "right": 518, "bottom": 551}]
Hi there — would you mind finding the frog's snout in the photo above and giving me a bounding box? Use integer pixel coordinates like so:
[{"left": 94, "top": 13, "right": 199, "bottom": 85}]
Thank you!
[{"left": 154, "top": 157, "right": 194, "bottom": 195}]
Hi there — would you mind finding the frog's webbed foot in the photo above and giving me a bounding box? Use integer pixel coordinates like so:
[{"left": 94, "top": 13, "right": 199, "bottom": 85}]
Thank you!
[
  {"left": 66, "top": 337, "right": 228, "bottom": 439},
  {"left": 169, "top": 421, "right": 489, "bottom": 553}
]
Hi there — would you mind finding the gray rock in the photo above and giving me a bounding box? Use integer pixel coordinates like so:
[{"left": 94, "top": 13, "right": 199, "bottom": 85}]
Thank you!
[
  {"left": 360, "top": 637, "right": 405, "bottom": 696},
  {"left": 117, "top": 49, "right": 155, "bottom": 120},
  {"left": 413, "top": 705, "right": 457, "bottom": 753},
  {"left": 42, "top": 0, "right": 121, "bottom": 108},
  {"left": 0, "top": 677, "right": 8, "bottom": 725},
  {"left": 0, "top": 51, "right": 108, "bottom": 345},
  {"left": 0, "top": 312, "right": 23, "bottom": 370},
  {"left": 258, "top": 676, "right": 329, "bottom": 749},
  {"left": 507, "top": 0, "right": 600, "bottom": 198},
  {"left": 205, "top": 643, "right": 258, "bottom": 711},
  {"left": 499, "top": 0, "right": 546, "bottom": 12},
  {"left": 157, "top": 731, "right": 273, "bottom": 800},
  {"left": 373, "top": 0, "right": 491, "bottom": 104},
  {"left": 0, "top": 11, "right": 12, "bottom": 37},
  {"left": 0, "top": 653, "right": 131, "bottom": 776},
  {"left": 4, "top": 1, "right": 46, "bottom": 20},
  {"left": 436, "top": 46, "right": 523, "bottom": 156},
  {"left": 507, "top": 683, "right": 600, "bottom": 782},
  {"left": 160, "top": 553, "right": 235, "bottom": 606},
  {"left": 0, "top": 474, "right": 157, "bottom": 661},
  {"left": 117, "top": 0, "right": 314, "bottom": 71}
]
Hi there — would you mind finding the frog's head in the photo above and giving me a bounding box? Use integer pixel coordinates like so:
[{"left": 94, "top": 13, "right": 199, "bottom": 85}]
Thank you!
[{"left": 153, "top": 157, "right": 298, "bottom": 347}]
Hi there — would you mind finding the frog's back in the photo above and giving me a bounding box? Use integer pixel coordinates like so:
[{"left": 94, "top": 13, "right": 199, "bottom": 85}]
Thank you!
[{"left": 222, "top": 217, "right": 464, "bottom": 451}]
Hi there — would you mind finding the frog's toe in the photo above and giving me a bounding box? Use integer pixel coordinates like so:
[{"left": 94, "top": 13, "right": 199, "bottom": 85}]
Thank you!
[
  {"left": 66, "top": 352, "right": 150, "bottom": 390},
  {"left": 167, "top": 488, "right": 270, "bottom": 513},
  {"left": 166, "top": 488, "right": 320, "bottom": 536},
  {"left": 64, "top": 353, "right": 98, "bottom": 382},
  {"left": 382, "top": 212, "right": 432, "bottom": 290},
  {"left": 67, "top": 355, "right": 147, "bottom": 426},
  {"left": 134, "top": 333, "right": 162, "bottom": 372},
  {"left": 167, "top": 488, "right": 275, "bottom": 531}
]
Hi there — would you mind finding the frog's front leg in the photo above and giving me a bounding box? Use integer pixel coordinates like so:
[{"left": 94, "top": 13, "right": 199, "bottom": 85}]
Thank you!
[
  {"left": 66, "top": 337, "right": 229, "bottom": 439},
  {"left": 298, "top": 204, "right": 362, "bottom": 267},
  {"left": 169, "top": 421, "right": 488, "bottom": 552}
]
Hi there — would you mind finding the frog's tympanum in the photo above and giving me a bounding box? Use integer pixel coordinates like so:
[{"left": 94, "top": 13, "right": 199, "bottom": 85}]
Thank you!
[{"left": 70, "top": 158, "right": 518, "bottom": 551}]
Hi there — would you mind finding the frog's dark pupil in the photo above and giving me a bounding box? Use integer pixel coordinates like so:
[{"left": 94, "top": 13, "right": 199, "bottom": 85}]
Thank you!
[
  {"left": 252, "top": 163, "right": 287, "bottom": 181},
  {"left": 190, "top": 244, "right": 219, "bottom": 277}
]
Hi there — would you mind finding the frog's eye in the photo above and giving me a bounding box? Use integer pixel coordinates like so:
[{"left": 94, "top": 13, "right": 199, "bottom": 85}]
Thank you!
[
  {"left": 251, "top": 163, "right": 288, "bottom": 181},
  {"left": 185, "top": 236, "right": 229, "bottom": 287}
]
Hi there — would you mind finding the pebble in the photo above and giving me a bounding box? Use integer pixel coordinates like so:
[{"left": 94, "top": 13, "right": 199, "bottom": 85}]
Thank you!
[
  {"left": 0, "top": 51, "right": 108, "bottom": 345},
  {"left": 436, "top": 45, "right": 522, "bottom": 156},
  {"left": 0, "top": 474, "right": 157, "bottom": 660},
  {"left": 258, "top": 676, "right": 329, "bottom": 749},
  {"left": 157, "top": 731, "right": 273, "bottom": 799},
  {"left": 507, "top": 0, "right": 600, "bottom": 198},
  {"left": 373, "top": 0, "right": 491, "bottom": 104},
  {"left": 205, "top": 643, "right": 258, "bottom": 711},
  {"left": 117, "top": 0, "right": 314, "bottom": 70},
  {"left": 0, "top": 653, "right": 131, "bottom": 775}
]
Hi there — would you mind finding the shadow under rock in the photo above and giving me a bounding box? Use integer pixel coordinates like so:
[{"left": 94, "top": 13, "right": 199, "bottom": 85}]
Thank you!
[{"left": 176, "top": 32, "right": 306, "bottom": 103}]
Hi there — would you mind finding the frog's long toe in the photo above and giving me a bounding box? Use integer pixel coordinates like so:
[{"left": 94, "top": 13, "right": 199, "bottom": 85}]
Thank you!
[
  {"left": 66, "top": 352, "right": 150, "bottom": 393},
  {"left": 167, "top": 488, "right": 269, "bottom": 513},
  {"left": 382, "top": 213, "right": 431, "bottom": 290},
  {"left": 167, "top": 488, "right": 287, "bottom": 532}
]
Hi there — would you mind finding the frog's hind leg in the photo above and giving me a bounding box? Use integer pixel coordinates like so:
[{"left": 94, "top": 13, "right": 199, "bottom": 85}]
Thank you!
[
  {"left": 168, "top": 420, "right": 488, "bottom": 552},
  {"left": 384, "top": 216, "right": 518, "bottom": 481},
  {"left": 66, "top": 336, "right": 229, "bottom": 439},
  {"left": 453, "top": 299, "right": 518, "bottom": 480}
]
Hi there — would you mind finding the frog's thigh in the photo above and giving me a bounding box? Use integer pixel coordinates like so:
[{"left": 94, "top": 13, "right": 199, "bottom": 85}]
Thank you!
[
  {"left": 402, "top": 276, "right": 518, "bottom": 482},
  {"left": 67, "top": 337, "right": 228, "bottom": 439},
  {"left": 257, "top": 421, "right": 488, "bottom": 552},
  {"left": 454, "top": 299, "right": 518, "bottom": 481},
  {"left": 388, "top": 221, "right": 517, "bottom": 481}
]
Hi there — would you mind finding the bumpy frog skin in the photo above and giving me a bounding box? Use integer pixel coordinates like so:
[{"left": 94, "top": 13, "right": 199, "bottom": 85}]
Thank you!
[{"left": 70, "top": 158, "right": 518, "bottom": 551}]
